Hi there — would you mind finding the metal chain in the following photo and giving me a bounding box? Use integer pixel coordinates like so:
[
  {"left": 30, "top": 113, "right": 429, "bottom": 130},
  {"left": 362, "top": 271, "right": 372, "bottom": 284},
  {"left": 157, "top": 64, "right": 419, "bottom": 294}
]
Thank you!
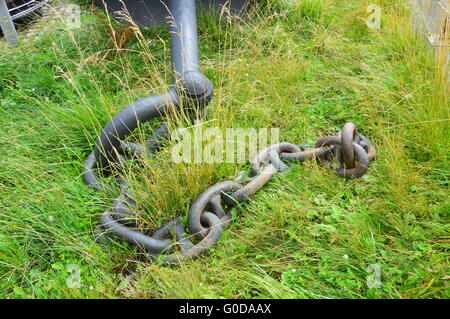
[{"left": 84, "top": 122, "right": 375, "bottom": 264}]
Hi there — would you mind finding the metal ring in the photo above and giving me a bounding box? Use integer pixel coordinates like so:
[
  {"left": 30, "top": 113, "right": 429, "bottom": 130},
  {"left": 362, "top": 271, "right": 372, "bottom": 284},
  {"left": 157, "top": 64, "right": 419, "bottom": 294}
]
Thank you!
[
  {"left": 336, "top": 142, "right": 369, "bottom": 178},
  {"left": 251, "top": 143, "right": 301, "bottom": 175},
  {"left": 315, "top": 135, "right": 342, "bottom": 149},
  {"left": 82, "top": 151, "right": 113, "bottom": 194},
  {"left": 188, "top": 181, "right": 242, "bottom": 239},
  {"left": 111, "top": 193, "right": 138, "bottom": 227},
  {"left": 280, "top": 146, "right": 334, "bottom": 162},
  {"left": 341, "top": 122, "right": 358, "bottom": 169},
  {"left": 358, "top": 134, "right": 376, "bottom": 161},
  {"left": 159, "top": 212, "right": 223, "bottom": 264},
  {"left": 228, "top": 164, "right": 277, "bottom": 205},
  {"left": 208, "top": 194, "right": 234, "bottom": 226},
  {"left": 119, "top": 141, "right": 145, "bottom": 158},
  {"left": 99, "top": 211, "right": 173, "bottom": 254},
  {"left": 314, "top": 135, "right": 342, "bottom": 168},
  {"left": 315, "top": 137, "right": 370, "bottom": 178},
  {"left": 151, "top": 218, "right": 195, "bottom": 254},
  {"left": 82, "top": 152, "right": 129, "bottom": 196}
]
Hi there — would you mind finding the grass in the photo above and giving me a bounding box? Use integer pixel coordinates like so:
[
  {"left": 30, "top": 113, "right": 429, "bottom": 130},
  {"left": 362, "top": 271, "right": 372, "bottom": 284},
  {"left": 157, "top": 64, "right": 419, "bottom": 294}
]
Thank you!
[{"left": 0, "top": 0, "right": 448, "bottom": 298}]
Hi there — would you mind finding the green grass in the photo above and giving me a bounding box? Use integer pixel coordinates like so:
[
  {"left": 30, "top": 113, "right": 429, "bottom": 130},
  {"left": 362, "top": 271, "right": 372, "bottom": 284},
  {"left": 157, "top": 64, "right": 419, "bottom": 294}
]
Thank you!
[{"left": 0, "top": 0, "right": 448, "bottom": 298}]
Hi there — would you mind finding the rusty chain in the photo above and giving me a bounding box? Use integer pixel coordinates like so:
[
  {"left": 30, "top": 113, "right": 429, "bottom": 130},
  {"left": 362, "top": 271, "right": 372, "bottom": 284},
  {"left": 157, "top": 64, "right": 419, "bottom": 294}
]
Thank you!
[{"left": 85, "top": 122, "right": 375, "bottom": 264}]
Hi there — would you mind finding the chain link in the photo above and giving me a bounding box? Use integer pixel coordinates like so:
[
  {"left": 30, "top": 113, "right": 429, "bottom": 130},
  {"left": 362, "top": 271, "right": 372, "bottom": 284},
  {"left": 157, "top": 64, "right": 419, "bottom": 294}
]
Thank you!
[{"left": 84, "top": 122, "right": 375, "bottom": 264}]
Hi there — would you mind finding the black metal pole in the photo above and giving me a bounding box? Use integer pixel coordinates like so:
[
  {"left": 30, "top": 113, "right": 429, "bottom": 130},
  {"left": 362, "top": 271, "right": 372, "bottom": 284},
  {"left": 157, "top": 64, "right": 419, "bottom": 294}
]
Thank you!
[
  {"left": 92, "top": 0, "right": 212, "bottom": 169},
  {"left": 169, "top": 0, "right": 200, "bottom": 76},
  {"left": 168, "top": 0, "right": 213, "bottom": 110}
]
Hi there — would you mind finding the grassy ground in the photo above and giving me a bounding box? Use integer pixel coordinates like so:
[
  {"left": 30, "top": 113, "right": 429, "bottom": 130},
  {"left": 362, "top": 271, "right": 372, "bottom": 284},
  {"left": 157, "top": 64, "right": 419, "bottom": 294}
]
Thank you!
[{"left": 0, "top": 0, "right": 448, "bottom": 298}]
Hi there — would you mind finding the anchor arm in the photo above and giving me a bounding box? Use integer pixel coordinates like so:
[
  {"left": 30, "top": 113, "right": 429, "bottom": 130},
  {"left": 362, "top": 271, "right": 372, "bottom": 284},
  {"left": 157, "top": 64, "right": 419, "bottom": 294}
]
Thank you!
[{"left": 93, "top": 0, "right": 213, "bottom": 169}]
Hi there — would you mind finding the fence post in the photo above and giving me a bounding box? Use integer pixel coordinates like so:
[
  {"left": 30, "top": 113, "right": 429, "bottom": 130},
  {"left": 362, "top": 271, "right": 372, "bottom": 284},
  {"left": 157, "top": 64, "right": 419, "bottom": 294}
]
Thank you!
[{"left": 0, "top": 0, "right": 18, "bottom": 45}]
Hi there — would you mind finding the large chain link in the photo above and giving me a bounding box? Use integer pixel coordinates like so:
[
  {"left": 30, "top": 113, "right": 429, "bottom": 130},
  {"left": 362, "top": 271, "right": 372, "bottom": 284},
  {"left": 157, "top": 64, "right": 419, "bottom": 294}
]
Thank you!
[{"left": 86, "top": 122, "right": 375, "bottom": 264}]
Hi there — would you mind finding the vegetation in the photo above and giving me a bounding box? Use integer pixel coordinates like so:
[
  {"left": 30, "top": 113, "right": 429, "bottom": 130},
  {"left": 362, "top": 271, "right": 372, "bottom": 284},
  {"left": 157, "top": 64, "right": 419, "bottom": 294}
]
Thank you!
[{"left": 0, "top": 0, "right": 448, "bottom": 298}]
